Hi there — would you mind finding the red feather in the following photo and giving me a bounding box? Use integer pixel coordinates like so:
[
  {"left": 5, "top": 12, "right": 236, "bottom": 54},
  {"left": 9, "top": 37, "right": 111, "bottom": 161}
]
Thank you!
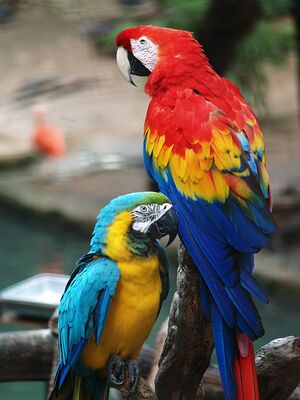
[{"left": 234, "top": 334, "right": 260, "bottom": 400}]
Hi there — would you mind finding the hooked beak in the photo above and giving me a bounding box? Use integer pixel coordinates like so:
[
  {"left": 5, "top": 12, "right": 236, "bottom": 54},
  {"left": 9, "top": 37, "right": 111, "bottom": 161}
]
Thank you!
[
  {"left": 116, "top": 47, "right": 151, "bottom": 86},
  {"left": 148, "top": 206, "right": 178, "bottom": 246}
]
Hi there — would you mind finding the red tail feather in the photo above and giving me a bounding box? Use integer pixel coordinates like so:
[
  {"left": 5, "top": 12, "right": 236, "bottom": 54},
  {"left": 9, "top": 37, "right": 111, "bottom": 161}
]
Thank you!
[{"left": 234, "top": 333, "right": 259, "bottom": 400}]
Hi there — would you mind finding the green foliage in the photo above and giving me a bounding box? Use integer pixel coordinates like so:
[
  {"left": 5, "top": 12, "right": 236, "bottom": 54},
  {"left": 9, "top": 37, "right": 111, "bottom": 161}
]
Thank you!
[
  {"left": 259, "top": 0, "right": 292, "bottom": 17},
  {"left": 227, "top": 19, "right": 295, "bottom": 111},
  {"left": 155, "top": 0, "right": 210, "bottom": 32}
]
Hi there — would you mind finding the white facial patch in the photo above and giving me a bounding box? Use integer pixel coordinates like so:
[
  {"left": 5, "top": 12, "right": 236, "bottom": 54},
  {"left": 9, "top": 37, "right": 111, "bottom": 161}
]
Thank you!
[
  {"left": 130, "top": 36, "right": 158, "bottom": 73},
  {"left": 132, "top": 203, "right": 172, "bottom": 233}
]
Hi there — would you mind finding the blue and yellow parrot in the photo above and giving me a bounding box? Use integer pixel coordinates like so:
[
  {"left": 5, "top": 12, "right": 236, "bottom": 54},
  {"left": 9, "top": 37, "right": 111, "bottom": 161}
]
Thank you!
[
  {"left": 115, "top": 26, "right": 277, "bottom": 400},
  {"left": 49, "top": 191, "right": 178, "bottom": 400}
]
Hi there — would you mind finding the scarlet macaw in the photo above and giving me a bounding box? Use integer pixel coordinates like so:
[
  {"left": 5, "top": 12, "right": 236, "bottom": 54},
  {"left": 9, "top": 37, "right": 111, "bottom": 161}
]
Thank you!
[
  {"left": 115, "top": 26, "right": 276, "bottom": 400},
  {"left": 49, "top": 191, "right": 178, "bottom": 400}
]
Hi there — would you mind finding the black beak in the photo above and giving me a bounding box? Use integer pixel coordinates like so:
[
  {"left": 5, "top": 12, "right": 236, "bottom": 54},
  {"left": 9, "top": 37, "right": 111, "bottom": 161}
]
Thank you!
[
  {"left": 128, "top": 52, "right": 151, "bottom": 81},
  {"left": 148, "top": 207, "right": 178, "bottom": 246}
]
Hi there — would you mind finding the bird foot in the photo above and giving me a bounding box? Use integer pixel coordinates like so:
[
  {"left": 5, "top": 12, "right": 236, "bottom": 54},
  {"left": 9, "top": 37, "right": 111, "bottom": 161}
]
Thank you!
[
  {"left": 108, "top": 355, "right": 125, "bottom": 388},
  {"left": 127, "top": 359, "right": 140, "bottom": 393},
  {"left": 107, "top": 356, "right": 140, "bottom": 394}
]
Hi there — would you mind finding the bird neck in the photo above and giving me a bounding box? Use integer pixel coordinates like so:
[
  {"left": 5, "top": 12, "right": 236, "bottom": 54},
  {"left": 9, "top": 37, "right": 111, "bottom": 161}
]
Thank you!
[
  {"left": 101, "top": 211, "right": 155, "bottom": 261},
  {"left": 144, "top": 49, "right": 216, "bottom": 98},
  {"left": 128, "top": 229, "right": 155, "bottom": 258}
]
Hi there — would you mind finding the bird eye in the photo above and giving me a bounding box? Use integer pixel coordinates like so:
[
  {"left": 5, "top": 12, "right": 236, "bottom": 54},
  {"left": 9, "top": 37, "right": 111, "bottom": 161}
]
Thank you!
[
  {"left": 140, "top": 205, "right": 148, "bottom": 212},
  {"left": 139, "top": 38, "right": 146, "bottom": 45}
]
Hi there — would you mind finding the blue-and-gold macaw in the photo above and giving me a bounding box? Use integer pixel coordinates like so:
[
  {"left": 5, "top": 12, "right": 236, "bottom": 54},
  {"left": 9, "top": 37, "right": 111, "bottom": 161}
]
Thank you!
[
  {"left": 115, "top": 26, "right": 277, "bottom": 400},
  {"left": 49, "top": 191, "right": 177, "bottom": 400}
]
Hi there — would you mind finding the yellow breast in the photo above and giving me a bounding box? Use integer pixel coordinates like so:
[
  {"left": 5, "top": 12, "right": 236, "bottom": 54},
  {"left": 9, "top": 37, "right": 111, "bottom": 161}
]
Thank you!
[{"left": 81, "top": 255, "right": 162, "bottom": 372}]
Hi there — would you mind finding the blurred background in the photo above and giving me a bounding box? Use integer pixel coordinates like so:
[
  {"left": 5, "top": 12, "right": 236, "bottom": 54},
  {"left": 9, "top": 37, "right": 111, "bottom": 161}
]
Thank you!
[{"left": 0, "top": 0, "right": 299, "bottom": 398}]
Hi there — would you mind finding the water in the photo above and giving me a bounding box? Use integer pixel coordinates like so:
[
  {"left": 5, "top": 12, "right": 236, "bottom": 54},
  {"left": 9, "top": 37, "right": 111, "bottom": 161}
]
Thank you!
[
  {"left": 0, "top": 208, "right": 88, "bottom": 400},
  {"left": 0, "top": 208, "right": 299, "bottom": 399},
  {"left": 0, "top": 209, "right": 88, "bottom": 291}
]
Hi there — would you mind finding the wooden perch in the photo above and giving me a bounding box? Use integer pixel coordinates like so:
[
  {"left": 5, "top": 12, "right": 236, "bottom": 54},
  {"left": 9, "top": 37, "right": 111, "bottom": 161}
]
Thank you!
[
  {"left": 0, "top": 329, "right": 55, "bottom": 382},
  {"left": 155, "top": 243, "right": 214, "bottom": 400},
  {"left": 256, "top": 336, "right": 300, "bottom": 400},
  {"left": 118, "top": 377, "right": 157, "bottom": 400}
]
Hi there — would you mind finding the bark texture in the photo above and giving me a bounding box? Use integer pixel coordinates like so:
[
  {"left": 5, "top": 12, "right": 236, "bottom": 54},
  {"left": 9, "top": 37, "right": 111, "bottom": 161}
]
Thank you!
[
  {"left": 155, "top": 243, "right": 214, "bottom": 400},
  {"left": 119, "top": 377, "right": 157, "bottom": 400},
  {"left": 0, "top": 329, "right": 55, "bottom": 382},
  {"left": 256, "top": 336, "right": 300, "bottom": 400}
]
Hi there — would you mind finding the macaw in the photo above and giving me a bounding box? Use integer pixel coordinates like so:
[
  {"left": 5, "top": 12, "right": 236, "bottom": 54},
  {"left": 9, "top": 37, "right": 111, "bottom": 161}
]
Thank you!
[
  {"left": 49, "top": 191, "right": 178, "bottom": 400},
  {"left": 115, "top": 26, "right": 276, "bottom": 400}
]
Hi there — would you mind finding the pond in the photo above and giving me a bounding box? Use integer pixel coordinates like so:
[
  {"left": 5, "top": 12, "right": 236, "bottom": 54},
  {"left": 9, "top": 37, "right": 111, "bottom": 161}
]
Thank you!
[{"left": 0, "top": 207, "right": 299, "bottom": 399}]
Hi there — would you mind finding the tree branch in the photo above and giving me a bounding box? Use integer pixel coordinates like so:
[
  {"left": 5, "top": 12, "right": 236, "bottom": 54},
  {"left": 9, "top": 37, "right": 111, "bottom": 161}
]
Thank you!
[
  {"left": 257, "top": 336, "right": 300, "bottom": 400},
  {"left": 118, "top": 377, "right": 157, "bottom": 400},
  {"left": 155, "top": 243, "right": 214, "bottom": 400},
  {"left": 0, "top": 329, "right": 55, "bottom": 382}
]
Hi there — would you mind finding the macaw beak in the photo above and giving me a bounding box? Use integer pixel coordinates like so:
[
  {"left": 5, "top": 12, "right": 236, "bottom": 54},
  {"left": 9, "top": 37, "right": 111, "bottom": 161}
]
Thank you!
[
  {"left": 148, "top": 206, "right": 178, "bottom": 246},
  {"left": 116, "top": 47, "right": 151, "bottom": 86}
]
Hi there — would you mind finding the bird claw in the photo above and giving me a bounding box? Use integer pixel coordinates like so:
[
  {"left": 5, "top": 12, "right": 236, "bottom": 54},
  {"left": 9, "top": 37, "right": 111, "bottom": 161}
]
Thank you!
[
  {"left": 107, "top": 356, "right": 140, "bottom": 393},
  {"left": 127, "top": 359, "right": 140, "bottom": 393},
  {"left": 108, "top": 355, "right": 125, "bottom": 388}
]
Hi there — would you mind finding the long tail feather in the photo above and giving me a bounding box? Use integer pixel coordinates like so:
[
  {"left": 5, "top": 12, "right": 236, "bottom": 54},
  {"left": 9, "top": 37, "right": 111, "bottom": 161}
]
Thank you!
[
  {"left": 85, "top": 375, "right": 109, "bottom": 400},
  {"left": 48, "top": 370, "right": 109, "bottom": 400},
  {"left": 234, "top": 334, "right": 259, "bottom": 400},
  {"left": 212, "top": 304, "right": 237, "bottom": 400},
  {"left": 48, "top": 372, "right": 72, "bottom": 400}
]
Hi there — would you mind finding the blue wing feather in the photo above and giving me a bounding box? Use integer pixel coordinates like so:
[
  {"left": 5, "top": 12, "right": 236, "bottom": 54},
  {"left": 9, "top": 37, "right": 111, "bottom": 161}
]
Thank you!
[
  {"left": 55, "top": 256, "right": 120, "bottom": 389},
  {"left": 95, "top": 287, "right": 112, "bottom": 344}
]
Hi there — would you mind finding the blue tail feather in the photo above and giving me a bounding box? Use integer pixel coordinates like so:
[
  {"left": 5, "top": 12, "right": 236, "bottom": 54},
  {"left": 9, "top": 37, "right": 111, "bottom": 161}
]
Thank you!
[
  {"left": 212, "top": 304, "right": 237, "bottom": 400},
  {"left": 85, "top": 375, "right": 109, "bottom": 400}
]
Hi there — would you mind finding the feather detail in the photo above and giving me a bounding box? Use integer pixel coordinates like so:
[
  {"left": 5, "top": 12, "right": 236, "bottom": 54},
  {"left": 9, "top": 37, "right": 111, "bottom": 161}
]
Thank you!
[
  {"left": 212, "top": 303, "right": 237, "bottom": 400},
  {"left": 234, "top": 335, "right": 260, "bottom": 400},
  {"left": 240, "top": 268, "right": 268, "bottom": 304},
  {"left": 153, "top": 134, "right": 165, "bottom": 158},
  {"left": 95, "top": 288, "right": 112, "bottom": 344}
]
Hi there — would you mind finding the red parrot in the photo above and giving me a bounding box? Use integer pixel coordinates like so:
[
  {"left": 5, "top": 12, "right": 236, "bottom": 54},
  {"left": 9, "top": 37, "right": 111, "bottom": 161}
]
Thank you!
[
  {"left": 115, "top": 26, "right": 276, "bottom": 400},
  {"left": 31, "top": 106, "right": 66, "bottom": 157}
]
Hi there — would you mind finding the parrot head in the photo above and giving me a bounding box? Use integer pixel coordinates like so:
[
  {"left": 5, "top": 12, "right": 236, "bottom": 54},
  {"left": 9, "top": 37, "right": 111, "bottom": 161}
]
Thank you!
[
  {"left": 90, "top": 192, "right": 178, "bottom": 259},
  {"left": 115, "top": 25, "right": 208, "bottom": 88}
]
